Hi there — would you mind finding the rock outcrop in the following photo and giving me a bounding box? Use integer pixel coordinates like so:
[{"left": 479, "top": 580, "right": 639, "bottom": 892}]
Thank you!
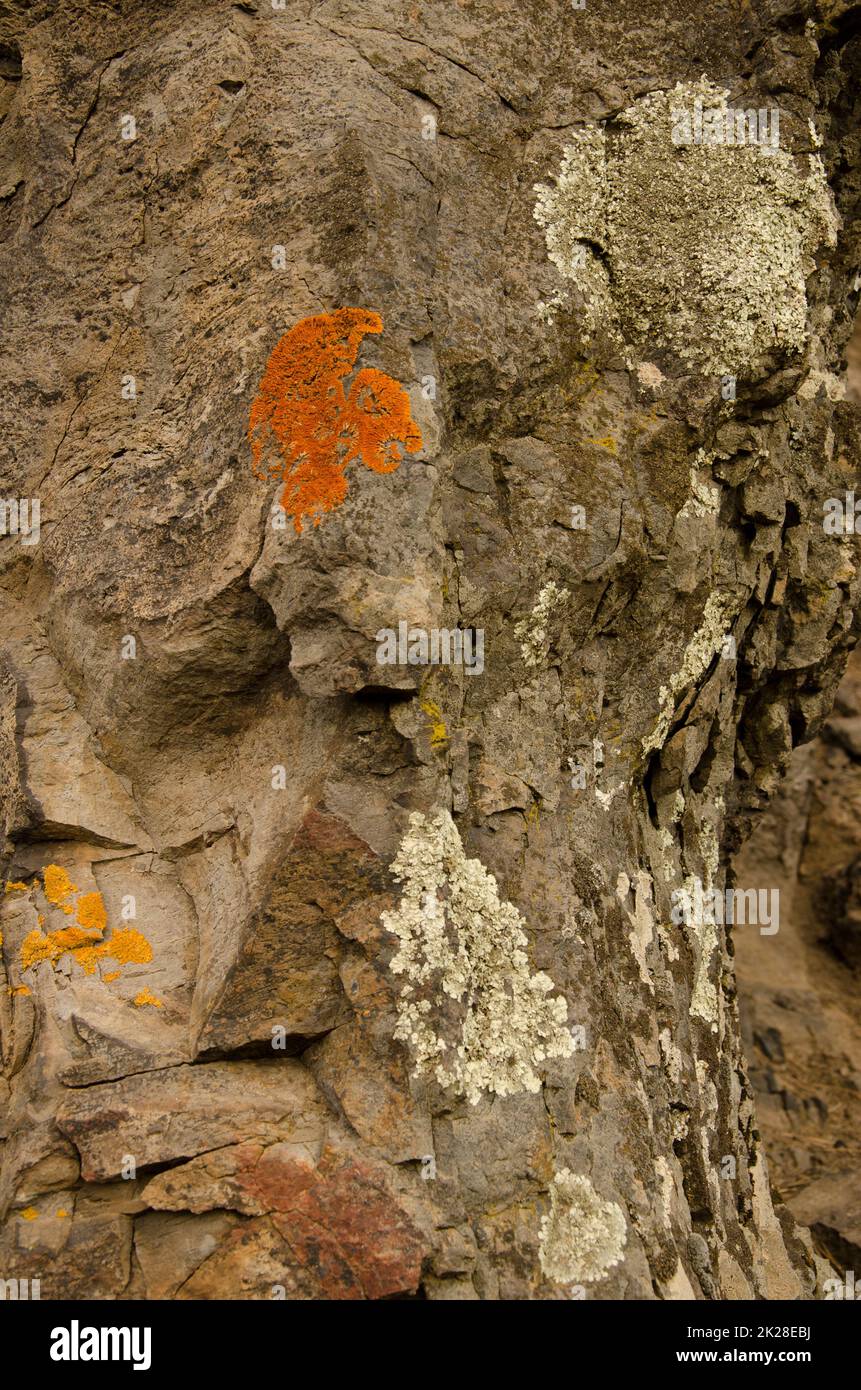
[{"left": 1, "top": 0, "right": 860, "bottom": 1299}]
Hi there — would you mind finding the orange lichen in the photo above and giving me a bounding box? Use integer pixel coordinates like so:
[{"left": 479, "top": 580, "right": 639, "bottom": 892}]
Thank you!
[
  {"left": 43, "top": 865, "right": 77, "bottom": 905},
  {"left": 11, "top": 984, "right": 30, "bottom": 997},
  {"left": 20, "top": 1208, "right": 38, "bottom": 1221},
  {"left": 56, "top": 1209, "right": 70, "bottom": 1219},
  {"left": 133, "top": 987, "right": 163, "bottom": 1008},
  {"left": 248, "top": 308, "right": 422, "bottom": 532},
  {"left": 4, "top": 880, "right": 28, "bottom": 893},
  {"left": 102, "top": 971, "right": 121, "bottom": 983}
]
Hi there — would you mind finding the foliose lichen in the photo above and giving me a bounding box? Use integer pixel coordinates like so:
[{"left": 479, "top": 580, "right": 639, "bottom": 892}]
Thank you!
[
  {"left": 538, "top": 1169, "right": 627, "bottom": 1284},
  {"left": 248, "top": 308, "right": 422, "bottom": 532},
  {"left": 514, "top": 581, "right": 570, "bottom": 670},
  {"left": 381, "top": 809, "right": 574, "bottom": 1105}
]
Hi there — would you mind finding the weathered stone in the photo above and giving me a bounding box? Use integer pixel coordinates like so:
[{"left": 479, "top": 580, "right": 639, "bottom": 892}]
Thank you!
[
  {"left": 1, "top": 0, "right": 859, "bottom": 1303},
  {"left": 56, "top": 1061, "right": 328, "bottom": 1182}
]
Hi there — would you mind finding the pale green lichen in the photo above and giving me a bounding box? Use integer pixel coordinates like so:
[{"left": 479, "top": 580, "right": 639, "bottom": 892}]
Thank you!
[
  {"left": 514, "top": 581, "right": 570, "bottom": 669},
  {"left": 642, "top": 591, "right": 734, "bottom": 755},
  {"left": 533, "top": 79, "right": 838, "bottom": 376},
  {"left": 538, "top": 1169, "right": 627, "bottom": 1285},
  {"left": 382, "top": 809, "right": 574, "bottom": 1105},
  {"left": 689, "top": 823, "right": 721, "bottom": 1032},
  {"left": 681, "top": 449, "right": 720, "bottom": 519}
]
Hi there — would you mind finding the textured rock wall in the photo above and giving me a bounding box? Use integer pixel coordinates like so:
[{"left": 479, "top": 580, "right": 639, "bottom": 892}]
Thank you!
[
  {"left": 734, "top": 644, "right": 861, "bottom": 1282},
  {"left": 0, "top": 0, "right": 859, "bottom": 1299}
]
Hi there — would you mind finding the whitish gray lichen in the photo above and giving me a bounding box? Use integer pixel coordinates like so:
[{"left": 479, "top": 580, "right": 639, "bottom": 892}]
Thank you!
[
  {"left": 533, "top": 78, "right": 838, "bottom": 376},
  {"left": 538, "top": 1169, "right": 627, "bottom": 1284},
  {"left": 642, "top": 591, "right": 734, "bottom": 755},
  {"left": 382, "top": 808, "right": 574, "bottom": 1105},
  {"left": 514, "top": 580, "right": 570, "bottom": 669}
]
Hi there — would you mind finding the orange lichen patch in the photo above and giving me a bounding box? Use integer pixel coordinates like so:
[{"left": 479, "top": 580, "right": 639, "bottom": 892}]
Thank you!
[
  {"left": 20, "top": 1207, "right": 38, "bottom": 1221},
  {"left": 10, "top": 985, "right": 30, "bottom": 997},
  {"left": 248, "top": 308, "right": 422, "bottom": 532},
  {"left": 56, "top": 1209, "right": 70, "bottom": 1219},
  {"left": 4, "top": 880, "right": 29, "bottom": 893},
  {"left": 43, "top": 865, "right": 77, "bottom": 906},
  {"left": 102, "top": 971, "right": 121, "bottom": 983},
  {"left": 75, "top": 891, "right": 107, "bottom": 935},
  {"left": 133, "top": 987, "right": 163, "bottom": 1008}
]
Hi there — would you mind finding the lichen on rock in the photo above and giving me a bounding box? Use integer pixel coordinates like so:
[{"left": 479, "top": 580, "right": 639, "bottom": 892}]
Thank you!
[
  {"left": 381, "top": 809, "right": 574, "bottom": 1105},
  {"left": 642, "top": 591, "right": 735, "bottom": 756},
  {"left": 248, "top": 308, "right": 422, "bottom": 533},
  {"left": 538, "top": 1169, "right": 627, "bottom": 1285},
  {"left": 534, "top": 78, "right": 838, "bottom": 376},
  {"left": 514, "top": 581, "right": 570, "bottom": 670}
]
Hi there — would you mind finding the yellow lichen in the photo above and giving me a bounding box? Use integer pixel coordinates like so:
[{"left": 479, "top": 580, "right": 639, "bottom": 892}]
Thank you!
[
  {"left": 56, "top": 1209, "right": 70, "bottom": 1219},
  {"left": 21, "top": 929, "right": 57, "bottom": 970},
  {"left": 4, "top": 880, "right": 28, "bottom": 893},
  {"left": 133, "top": 987, "right": 163, "bottom": 1008},
  {"left": 43, "top": 865, "right": 77, "bottom": 905},
  {"left": 420, "top": 699, "right": 449, "bottom": 748},
  {"left": 102, "top": 970, "right": 121, "bottom": 983},
  {"left": 75, "top": 891, "right": 107, "bottom": 935},
  {"left": 103, "top": 927, "right": 153, "bottom": 965},
  {"left": 20, "top": 1208, "right": 38, "bottom": 1221},
  {"left": 18, "top": 869, "right": 154, "bottom": 995}
]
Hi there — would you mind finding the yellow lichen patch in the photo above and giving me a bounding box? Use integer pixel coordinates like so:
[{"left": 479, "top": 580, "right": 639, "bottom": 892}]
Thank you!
[
  {"left": 51, "top": 925, "right": 103, "bottom": 953},
  {"left": 583, "top": 434, "right": 618, "bottom": 453},
  {"left": 4, "top": 880, "right": 28, "bottom": 893},
  {"left": 102, "top": 927, "right": 152, "bottom": 965},
  {"left": 18, "top": 867, "right": 156, "bottom": 1000},
  {"left": 420, "top": 698, "right": 449, "bottom": 748},
  {"left": 43, "top": 865, "right": 78, "bottom": 905},
  {"left": 56, "top": 1209, "right": 70, "bottom": 1219},
  {"left": 75, "top": 891, "right": 107, "bottom": 935},
  {"left": 20, "top": 1208, "right": 38, "bottom": 1221},
  {"left": 102, "top": 971, "right": 121, "bottom": 983},
  {"left": 73, "top": 946, "right": 101, "bottom": 977},
  {"left": 10, "top": 984, "right": 30, "bottom": 997},
  {"left": 133, "top": 987, "right": 163, "bottom": 1008},
  {"left": 21, "top": 928, "right": 58, "bottom": 970}
]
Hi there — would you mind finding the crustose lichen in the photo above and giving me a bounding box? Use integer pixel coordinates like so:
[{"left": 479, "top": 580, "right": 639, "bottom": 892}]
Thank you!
[
  {"left": 533, "top": 79, "right": 838, "bottom": 377},
  {"left": 382, "top": 809, "right": 574, "bottom": 1105}
]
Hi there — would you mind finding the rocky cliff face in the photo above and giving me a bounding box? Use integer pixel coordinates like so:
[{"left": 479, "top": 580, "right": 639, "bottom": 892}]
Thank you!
[
  {"left": 734, "top": 643, "right": 861, "bottom": 1284},
  {"left": 0, "top": 0, "right": 859, "bottom": 1300}
]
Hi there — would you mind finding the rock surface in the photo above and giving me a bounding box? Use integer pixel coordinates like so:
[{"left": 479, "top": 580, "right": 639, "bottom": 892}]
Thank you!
[
  {"left": 0, "top": 0, "right": 860, "bottom": 1299},
  {"left": 734, "top": 644, "right": 861, "bottom": 1282}
]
